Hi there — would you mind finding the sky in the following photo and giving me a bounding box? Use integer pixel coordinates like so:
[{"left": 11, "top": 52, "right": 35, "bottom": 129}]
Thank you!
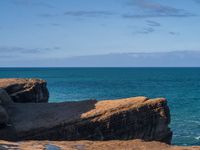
[{"left": 0, "top": 0, "right": 200, "bottom": 66}]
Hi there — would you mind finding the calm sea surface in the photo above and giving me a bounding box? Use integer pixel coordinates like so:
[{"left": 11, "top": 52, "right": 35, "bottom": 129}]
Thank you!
[{"left": 0, "top": 67, "right": 200, "bottom": 146}]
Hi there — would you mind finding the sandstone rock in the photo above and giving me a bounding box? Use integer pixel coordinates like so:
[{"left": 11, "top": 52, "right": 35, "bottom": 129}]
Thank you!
[
  {"left": 0, "top": 78, "right": 49, "bottom": 103},
  {"left": 1, "top": 97, "right": 172, "bottom": 144},
  {"left": 80, "top": 97, "right": 172, "bottom": 144},
  {"left": 0, "top": 106, "right": 9, "bottom": 127},
  {"left": 0, "top": 89, "right": 13, "bottom": 105},
  {"left": 0, "top": 140, "right": 199, "bottom": 150}
]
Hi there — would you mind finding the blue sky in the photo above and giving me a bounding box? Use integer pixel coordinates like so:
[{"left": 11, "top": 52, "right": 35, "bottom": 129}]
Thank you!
[{"left": 0, "top": 0, "right": 200, "bottom": 66}]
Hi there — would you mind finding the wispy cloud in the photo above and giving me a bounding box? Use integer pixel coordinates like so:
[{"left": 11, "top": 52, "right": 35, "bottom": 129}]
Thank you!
[
  {"left": 38, "top": 13, "right": 58, "bottom": 18},
  {"left": 10, "top": 0, "right": 54, "bottom": 8},
  {"left": 146, "top": 20, "right": 161, "bottom": 27},
  {"left": 133, "top": 27, "right": 155, "bottom": 35},
  {"left": 169, "top": 31, "right": 180, "bottom": 36},
  {"left": 63, "top": 11, "right": 114, "bottom": 17},
  {"left": 0, "top": 47, "right": 40, "bottom": 54},
  {"left": 123, "top": 13, "right": 195, "bottom": 19},
  {"left": 0, "top": 46, "right": 60, "bottom": 57},
  {"left": 38, "top": 11, "right": 114, "bottom": 19},
  {"left": 124, "top": 0, "right": 195, "bottom": 18},
  {"left": 35, "top": 23, "right": 61, "bottom": 28},
  {"left": 130, "top": 0, "right": 181, "bottom": 13}
]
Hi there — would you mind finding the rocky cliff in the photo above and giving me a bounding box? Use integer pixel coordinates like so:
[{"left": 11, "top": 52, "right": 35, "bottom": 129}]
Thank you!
[
  {"left": 0, "top": 90, "right": 172, "bottom": 144},
  {"left": 0, "top": 78, "right": 49, "bottom": 103},
  {"left": 0, "top": 78, "right": 172, "bottom": 148}
]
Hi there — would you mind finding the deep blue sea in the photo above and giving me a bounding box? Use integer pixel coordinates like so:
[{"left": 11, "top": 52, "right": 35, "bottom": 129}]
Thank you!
[{"left": 0, "top": 67, "right": 200, "bottom": 146}]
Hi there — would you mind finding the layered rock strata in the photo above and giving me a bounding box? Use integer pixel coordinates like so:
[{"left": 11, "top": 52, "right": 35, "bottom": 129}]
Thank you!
[
  {"left": 0, "top": 78, "right": 172, "bottom": 145},
  {"left": 0, "top": 78, "right": 49, "bottom": 103},
  {"left": 1, "top": 97, "right": 172, "bottom": 144}
]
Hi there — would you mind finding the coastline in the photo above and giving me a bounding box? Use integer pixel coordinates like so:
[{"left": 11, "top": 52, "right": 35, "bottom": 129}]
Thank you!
[{"left": 0, "top": 78, "right": 199, "bottom": 149}]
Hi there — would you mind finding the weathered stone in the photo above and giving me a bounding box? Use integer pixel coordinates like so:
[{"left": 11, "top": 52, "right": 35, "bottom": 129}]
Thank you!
[
  {"left": 0, "top": 89, "right": 13, "bottom": 105},
  {"left": 0, "top": 78, "right": 49, "bottom": 103},
  {"left": 1, "top": 140, "right": 199, "bottom": 150},
  {"left": 0, "top": 106, "right": 9, "bottom": 127},
  {"left": 1, "top": 97, "right": 172, "bottom": 144}
]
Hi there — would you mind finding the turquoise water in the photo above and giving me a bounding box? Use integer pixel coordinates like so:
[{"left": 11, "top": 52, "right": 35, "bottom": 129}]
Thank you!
[{"left": 0, "top": 67, "right": 200, "bottom": 146}]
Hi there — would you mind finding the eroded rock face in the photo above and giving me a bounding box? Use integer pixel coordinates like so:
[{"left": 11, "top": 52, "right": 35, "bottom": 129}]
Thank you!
[
  {"left": 81, "top": 97, "right": 172, "bottom": 144},
  {"left": 2, "top": 97, "right": 172, "bottom": 144},
  {"left": 0, "top": 79, "right": 49, "bottom": 103}
]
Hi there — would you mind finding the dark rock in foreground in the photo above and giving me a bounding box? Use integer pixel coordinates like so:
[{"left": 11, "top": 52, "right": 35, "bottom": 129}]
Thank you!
[
  {"left": 0, "top": 78, "right": 49, "bottom": 103},
  {"left": 0, "top": 106, "right": 8, "bottom": 127},
  {"left": 1, "top": 97, "right": 172, "bottom": 144},
  {"left": 0, "top": 89, "right": 13, "bottom": 105},
  {"left": 0, "top": 78, "right": 172, "bottom": 145}
]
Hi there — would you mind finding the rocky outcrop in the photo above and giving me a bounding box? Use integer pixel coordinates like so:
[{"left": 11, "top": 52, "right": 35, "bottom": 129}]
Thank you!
[
  {"left": 0, "top": 78, "right": 172, "bottom": 145},
  {"left": 81, "top": 97, "right": 172, "bottom": 144},
  {"left": 1, "top": 96, "right": 172, "bottom": 144},
  {"left": 0, "top": 78, "right": 49, "bottom": 103}
]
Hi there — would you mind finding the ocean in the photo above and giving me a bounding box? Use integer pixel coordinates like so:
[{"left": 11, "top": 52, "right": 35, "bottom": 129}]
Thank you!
[{"left": 0, "top": 67, "right": 200, "bottom": 146}]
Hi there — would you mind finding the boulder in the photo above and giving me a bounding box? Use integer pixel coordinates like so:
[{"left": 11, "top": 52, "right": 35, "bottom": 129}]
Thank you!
[
  {"left": 0, "top": 106, "right": 9, "bottom": 127},
  {"left": 0, "top": 78, "right": 49, "bottom": 103},
  {"left": 1, "top": 97, "right": 172, "bottom": 144},
  {"left": 0, "top": 89, "right": 13, "bottom": 105}
]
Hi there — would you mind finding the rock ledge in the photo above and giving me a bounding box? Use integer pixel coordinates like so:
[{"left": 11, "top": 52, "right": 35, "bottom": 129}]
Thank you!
[
  {"left": 0, "top": 78, "right": 49, "bottom": 103},
  {"left": 1, "top": 97, "right": 172, "bottom": 144},
  {"left": 0, "top": 78, "right": 172, "bottom": 145}
]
